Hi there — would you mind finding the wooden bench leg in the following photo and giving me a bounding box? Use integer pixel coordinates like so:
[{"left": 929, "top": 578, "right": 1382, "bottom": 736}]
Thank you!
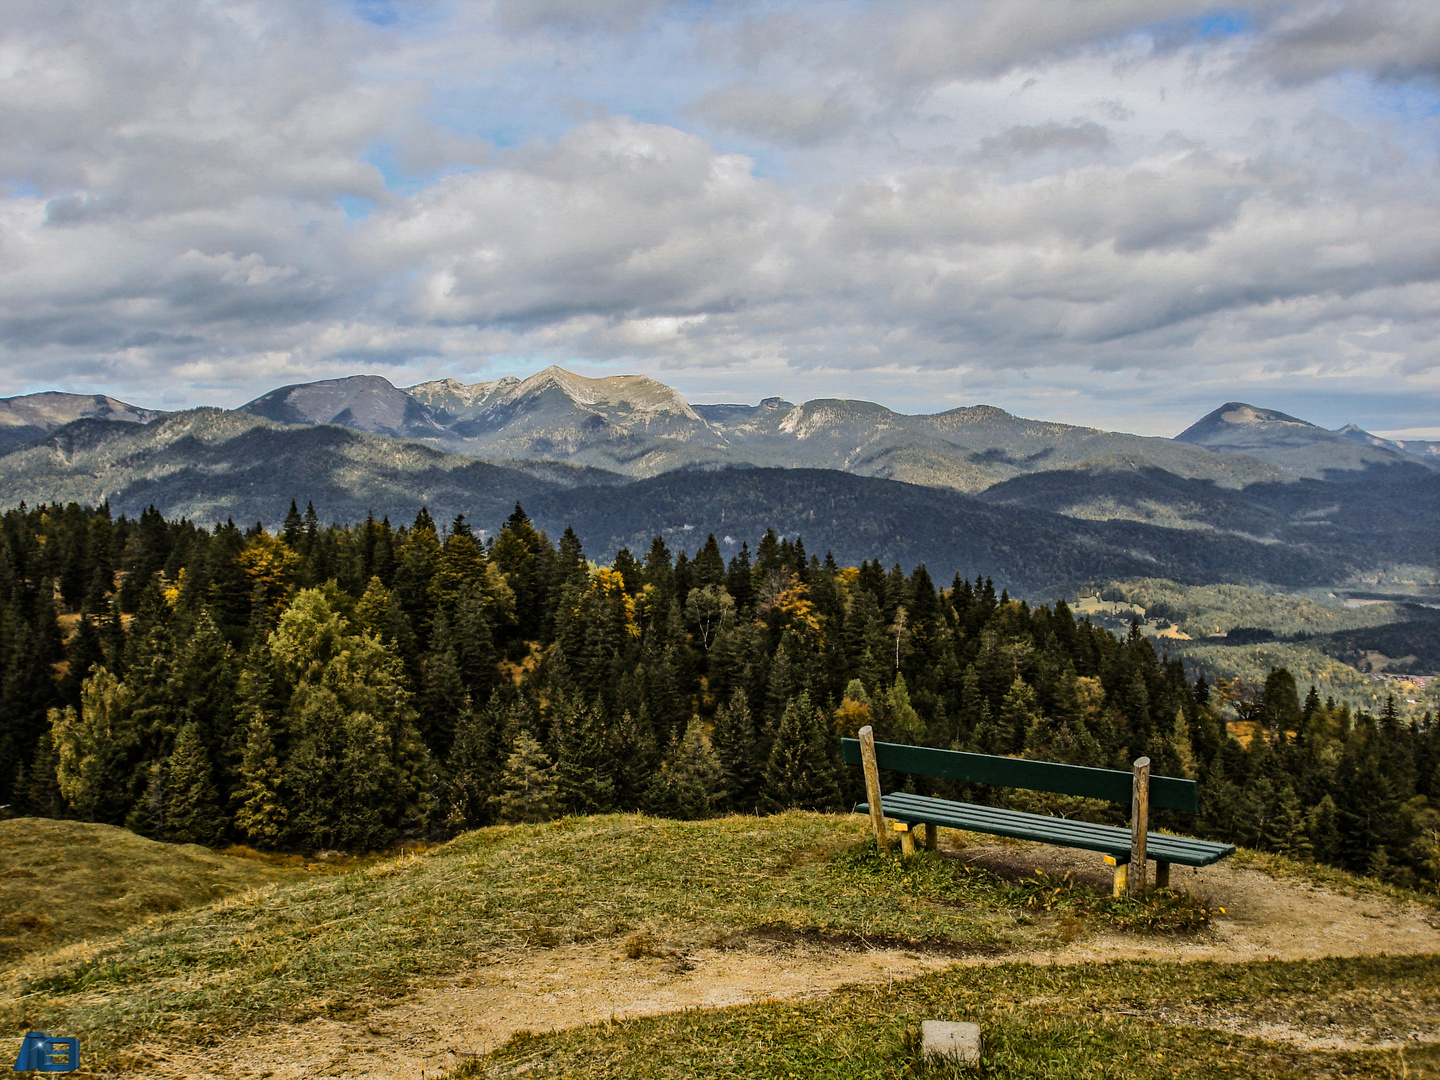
[
  {"left": 1155, "top": 861, "right": 1170, "bottom": 889},
  {"left": 895, "top": 822, "right": 917, "bottom": 857},
  {"left": 923, "top": 823, "right": 937, "bottom": 852},
  {"left": 1104, "top": 855, "right": 1129, "bottom": 898}
]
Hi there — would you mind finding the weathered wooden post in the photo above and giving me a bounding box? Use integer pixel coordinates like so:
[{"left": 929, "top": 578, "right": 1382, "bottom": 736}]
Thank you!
[
  {"left": 896, "top": 821, "right": 917, "bottom": 857},
  {"left": 1130, "top": 756, "right": 1151, "bottom": 895},
  {"left": 1103, "top": 854, "right": 1128, "bottom": 897},
  {"left": 923, "top": 822, "right": 938, "bottom": 851},
  {"left": 859, "top": 725, "right": 889, "bottom": 854}
]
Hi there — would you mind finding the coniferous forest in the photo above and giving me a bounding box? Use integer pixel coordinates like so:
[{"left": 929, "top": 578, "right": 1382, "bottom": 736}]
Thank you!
[{"left": 1, "top": 500, "right": 1436, "bottom": 888}]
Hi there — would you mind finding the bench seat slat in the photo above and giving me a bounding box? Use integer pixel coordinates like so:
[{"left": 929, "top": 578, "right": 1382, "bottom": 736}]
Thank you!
[
  {"left": 858, "top": 792, "right": 1235, "bottom": 867},
  {"left": 878, "top": 792, "right": 1226, "bottom": 858}
]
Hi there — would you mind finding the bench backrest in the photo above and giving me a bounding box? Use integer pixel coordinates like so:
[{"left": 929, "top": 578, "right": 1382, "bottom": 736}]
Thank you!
[{"left": 839, "top": 737, "right": 1198, "bottom": 813}]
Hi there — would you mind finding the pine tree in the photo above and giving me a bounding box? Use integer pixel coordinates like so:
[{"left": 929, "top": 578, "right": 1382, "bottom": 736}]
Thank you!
[
  {"left": 234, "top": 713, "right": 286, "bottom": 847},
  {"left": 52, "top": 668, "right": 140, "bottom": 823},
  {"left": 645, "top": 717, "right": 724, "bottom": 820},
  {"left": 762, "top": 692, "right": 842, "bottom": 812},
  {"left": 164, "top": 723, "right": 227, "bottom": 846},
  {"left": 549, "top": 692, "right": 615, "bottom": 815},
  {"left": 492, "top": 729, "right": 559, "bottom": 824},
  {"left": 418, "top": 614, "right": 467, "bottom": 756},
  {"left": 712, "top": 688, "right": 759, "bottom": 812},
  {"left": 267, "top": 588, "right": 430, "bottom": 850},
  {"left": 443, "top": 694, "right": 512, "bottom": 831}
]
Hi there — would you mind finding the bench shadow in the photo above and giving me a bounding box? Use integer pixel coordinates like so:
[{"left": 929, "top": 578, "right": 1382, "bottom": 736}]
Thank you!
[{"left": 944, "top": 843, "right": 1115, "bottom": 891}]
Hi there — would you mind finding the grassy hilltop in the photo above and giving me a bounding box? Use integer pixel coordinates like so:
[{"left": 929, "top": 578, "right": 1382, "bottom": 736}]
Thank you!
[{"left": 3, "top": 814, "right": 1440, "bottom": 1079}]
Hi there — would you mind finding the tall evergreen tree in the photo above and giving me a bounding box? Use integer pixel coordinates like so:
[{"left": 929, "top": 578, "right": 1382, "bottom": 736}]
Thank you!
[
  {"left": 712, "top": 688, "right": 760, "bottom": 812},
  {"left": 164, "top": 722, "right": 227, "bottom": 845},
  {"left": 493, "top": 729, "right": 559, "bottom": 824},
  {"left": 761, "top": 692, "right": 842, "bottom": 812}
]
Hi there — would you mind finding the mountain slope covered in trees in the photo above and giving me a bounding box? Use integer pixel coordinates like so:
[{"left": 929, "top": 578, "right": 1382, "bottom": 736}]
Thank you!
[{"left": 0, "top": 412, "right": 1351, "bottom": 593}]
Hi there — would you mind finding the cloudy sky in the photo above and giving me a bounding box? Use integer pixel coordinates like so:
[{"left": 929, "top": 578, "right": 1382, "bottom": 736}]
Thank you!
[{"left": 1, "top": 0, "right": 1437, "bottom": 436}]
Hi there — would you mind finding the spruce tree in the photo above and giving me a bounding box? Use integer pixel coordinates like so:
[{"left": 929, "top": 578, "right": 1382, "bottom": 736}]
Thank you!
[
  {"left": 761, "top": 692, "right": 842, "bottom": 812},
  {"left": 234, "top": 713, "right": 286, "bottom": 847},
  {"left": 549, "top": 692, "right": 615, "bottom": 815},
  {"left": 492, "top": 729, "right": 559, "bottom": 824},
  {"left": 644, "top": 716, "right": 723, "bottom": 820},
  {"left": 443, "top": 694, "right": 511, "bottom": 831},
  {"left": 452, "top": 585, "right": 499, "bottom": 701},
  {"left": 13, "top": 730, "right": 66, "bottom": 819},
  {"left": 1306, "top": 793, "right": 1342, "bottom": 864},
  {"left": 610, "top": 704, "right": 659, "bottom": 810},
  {"left": 418, "top": 614, "right": 467, "bottom": 756},
  {"left": 1271, "top": 785, "right": 1311, "bottom": 860},
  {"left": 164, "top": 723, "right": 227, "bottom": 846},
  {"left": 712, "top": 688, "right": 760, "bottom": 812},
  {"left": 59, "top": 616, "right": 104, "bottom": 707},
  {"left": 998, "top": 677, "right": 1043, "bottom": 756}
]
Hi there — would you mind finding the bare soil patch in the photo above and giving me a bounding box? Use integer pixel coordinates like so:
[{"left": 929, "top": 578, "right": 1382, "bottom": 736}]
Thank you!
[
  {"left": 137, "top": 836, "right": 1440, "bottom": 1079},
  {"left": 955, "top": 837, "right": 1440, "bottom": 965}
]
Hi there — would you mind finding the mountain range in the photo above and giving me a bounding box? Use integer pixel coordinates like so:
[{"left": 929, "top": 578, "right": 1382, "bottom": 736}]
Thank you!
[{"left": 0, "top": 369, "right": 1435, "bottom": 594}]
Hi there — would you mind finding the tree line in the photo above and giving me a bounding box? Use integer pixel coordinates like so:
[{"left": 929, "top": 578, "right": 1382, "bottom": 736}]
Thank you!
[{"left": 0, "top": 500, "right": 1435, "bottom": 887}]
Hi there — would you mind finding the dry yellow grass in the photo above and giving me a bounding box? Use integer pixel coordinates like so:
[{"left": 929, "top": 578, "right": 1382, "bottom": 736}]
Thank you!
[{"left": 0, "top": 818, "right": 299, "bottom": 964}]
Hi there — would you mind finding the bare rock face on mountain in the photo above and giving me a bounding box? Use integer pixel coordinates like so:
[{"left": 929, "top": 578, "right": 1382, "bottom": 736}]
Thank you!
[
  {"left": 240, "top": 375, "right": 444, "bottom": 441},
  {"left": 406, "top": 366, "right": 723, "bottom": 474},
  {"left": 1336, "top": 423, "right": 1440, "bottom": 461},
  {"left": 0, "top": 392, "right": 165, "bottom": 446},
  {"left": 1175, "top": 403, "right": 1433, "bottom": 480}
]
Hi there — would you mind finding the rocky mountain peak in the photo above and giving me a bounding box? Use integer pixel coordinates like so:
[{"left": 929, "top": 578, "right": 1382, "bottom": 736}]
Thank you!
[
  {"left": 0, "top": 391, "right": 166, "bottom": 446},
  {"left": 240, "top": 374, "right": 441, "bottom": 440},
  {"left": 502, "top": 366, "right": 703, "bottom": 422}
]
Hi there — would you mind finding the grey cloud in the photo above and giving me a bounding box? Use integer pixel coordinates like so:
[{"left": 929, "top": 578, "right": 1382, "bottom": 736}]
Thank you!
[
  {"left": 1251, "top": 0, "right": 1440, "bottom": 83},
  {"left": 878, "top": 0, "right": 1251, "bottom": 81},
  {"left": 690, "top": 82, "right": 860, "bottom": 145},
  {"left": 0, "top": 0, "right": 395, "bottom": 212},
  {"left": 364, "top": 117, "right": 787, "bottom": 325},
  {"left": 978, "top": 120, "right": 1112, "bottom": 159}
]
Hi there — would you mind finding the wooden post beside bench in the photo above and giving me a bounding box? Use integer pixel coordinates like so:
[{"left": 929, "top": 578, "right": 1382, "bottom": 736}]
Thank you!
[{"left": 846, "top": 727, "right": 1233, "bottom": 894}]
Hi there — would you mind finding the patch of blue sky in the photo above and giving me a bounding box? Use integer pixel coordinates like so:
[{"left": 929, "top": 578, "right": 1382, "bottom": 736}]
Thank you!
[
  {"left": 1144, "top": 7, "right": 1255, "bottom": 47},
  {"left": 423, "top": 87, "right": 580, "bottom": 150},
  {"left": 337, "top": 194, "right": 375, "bottom": 221},
  {"left": 1320, "top": 73, "right": 1440, "bottom": 154},
  {"left": 4, "top": 181, "right": 41, "bottom": 198},
  {"left": 361, "top": 141, "right": 464, "bottom": 196},
  {"left": 1195, "top": 9, "right": 1252, "bottom": 37},
  {"left": 351, "top": 0, "right": 398, "bottom": 26}
]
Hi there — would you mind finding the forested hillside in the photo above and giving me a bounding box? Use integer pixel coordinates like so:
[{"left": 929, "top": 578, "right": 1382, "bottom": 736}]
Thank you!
[
  {"left": 1, "top": 501, "right": 1435, "bottom": 888},
  {"left": 2, "top": 410, "right": 1362, "bottom": 593}
]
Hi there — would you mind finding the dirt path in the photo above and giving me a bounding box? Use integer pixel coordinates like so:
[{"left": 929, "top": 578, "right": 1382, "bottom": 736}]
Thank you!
[{"left": 139, "top": 841, "right": 1440, "bottom": 1080}]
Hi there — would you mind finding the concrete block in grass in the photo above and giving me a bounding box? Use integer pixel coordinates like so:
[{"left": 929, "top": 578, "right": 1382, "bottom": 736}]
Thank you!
[{"left": 921, "top": 1020, "right": 981, "bottom": 1064}]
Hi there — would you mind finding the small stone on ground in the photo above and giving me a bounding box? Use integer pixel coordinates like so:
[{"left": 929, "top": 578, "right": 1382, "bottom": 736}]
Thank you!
[{"left": 922, "top": 1019, "right": 981, "bottom": 1064}]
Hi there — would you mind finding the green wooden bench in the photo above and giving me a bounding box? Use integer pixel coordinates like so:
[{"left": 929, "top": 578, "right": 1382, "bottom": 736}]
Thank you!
[{"left": 841, "top": 725, "right": 1234, "bottom": 894}]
